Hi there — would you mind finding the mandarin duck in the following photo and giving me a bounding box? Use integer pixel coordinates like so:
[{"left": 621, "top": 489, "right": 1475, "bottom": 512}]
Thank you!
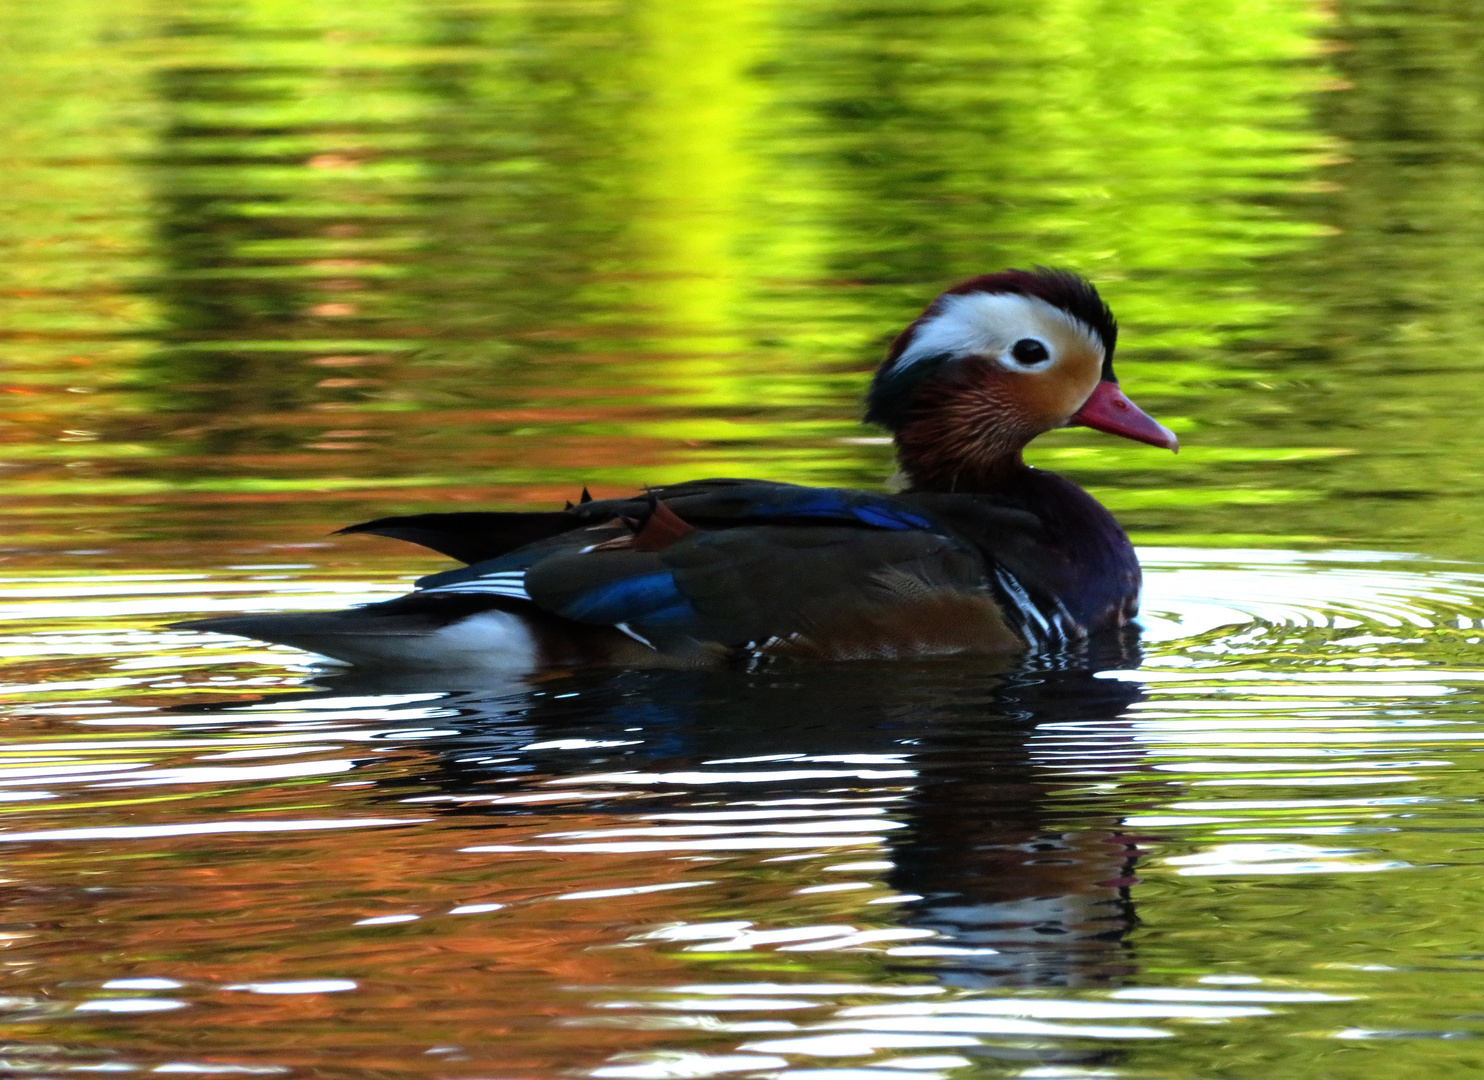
[{"left": 175, "top": 268, "right": 1176, "bottom": 670}]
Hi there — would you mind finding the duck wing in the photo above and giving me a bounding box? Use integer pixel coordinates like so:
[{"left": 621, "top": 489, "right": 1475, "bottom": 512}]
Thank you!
[
  {"left": 179, "top": 481, "right": 1104, "bottom": 666},
  {"left": 414, "top": 485, "right": 1017, "bottom": 660},
  {"left": 336, "top": 479, "right": 941, "bottom": 568}
]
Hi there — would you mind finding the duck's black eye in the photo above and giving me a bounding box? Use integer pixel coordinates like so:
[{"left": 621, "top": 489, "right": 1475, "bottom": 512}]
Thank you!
[{"left": 1010, "top": 338, "right": 1050, "bottom": 366}]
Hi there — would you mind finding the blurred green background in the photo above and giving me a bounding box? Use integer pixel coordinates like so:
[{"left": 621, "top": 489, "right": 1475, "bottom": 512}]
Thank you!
[{"left": 4, "top": 0, "right": 1483, "bottom": 562}]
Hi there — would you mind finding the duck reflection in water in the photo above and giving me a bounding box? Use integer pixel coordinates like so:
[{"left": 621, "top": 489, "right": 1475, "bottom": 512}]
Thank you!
[
  {"left": 886, "top": 638, "right": 1149, "bottom": 994},
  {"left": 261, "top": 629, "right": 1151, "bottom": 1006}
]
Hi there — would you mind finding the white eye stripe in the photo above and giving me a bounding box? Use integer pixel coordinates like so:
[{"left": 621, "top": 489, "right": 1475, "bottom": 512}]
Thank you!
[{"left": 891, "top": 292, "right": 1102, "bottom": 371}]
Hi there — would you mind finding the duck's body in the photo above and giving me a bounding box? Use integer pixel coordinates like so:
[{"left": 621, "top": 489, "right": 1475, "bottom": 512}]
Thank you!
[{"left": 176, "top": 268, "right": 1176, "bottom": 671}]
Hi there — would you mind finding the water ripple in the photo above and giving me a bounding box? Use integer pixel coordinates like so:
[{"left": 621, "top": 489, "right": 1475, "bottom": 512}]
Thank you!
[{"left": 3, "top": 548, "right": 1484, "bottom": 1076}]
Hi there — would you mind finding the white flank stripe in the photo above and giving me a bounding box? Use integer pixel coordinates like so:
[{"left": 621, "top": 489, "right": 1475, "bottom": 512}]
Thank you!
[
  {"left": 614, "top": 622, "right": 656, "bottom": 649},
  {"left": 424, "top": 569, "right": 530, "bottom": 600},
  {"left": 994, "top": 568, "right": 1055, "bottom": 647},
  {"left": 428, "top": 583, "right": 530, "bottom": 599}
]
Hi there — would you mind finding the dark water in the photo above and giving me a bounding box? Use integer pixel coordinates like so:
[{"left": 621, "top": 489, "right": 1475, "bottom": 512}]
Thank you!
[{"left": 8, "top": 0, "right": 1484, "bottom": 1076}]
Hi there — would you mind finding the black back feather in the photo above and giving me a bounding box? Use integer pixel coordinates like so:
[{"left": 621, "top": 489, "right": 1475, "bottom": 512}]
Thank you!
[{"left": 337, "top": 512, "right": 584, "bottom": 565}]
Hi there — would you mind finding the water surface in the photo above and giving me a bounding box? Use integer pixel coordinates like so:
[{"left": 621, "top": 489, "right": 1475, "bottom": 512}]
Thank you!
[{"left": 6, "top": 0, "right": 1484, "bottom": 1077}]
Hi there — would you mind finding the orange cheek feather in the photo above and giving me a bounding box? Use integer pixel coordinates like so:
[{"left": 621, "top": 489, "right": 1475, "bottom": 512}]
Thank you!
[{"left": 1013, "top": 350, "right": 1104, "bottom": 431}]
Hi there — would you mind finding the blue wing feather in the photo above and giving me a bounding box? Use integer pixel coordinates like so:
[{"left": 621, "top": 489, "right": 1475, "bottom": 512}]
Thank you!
[
  {"left": 848, "top": 503, "right": 934, "bottom": 530},
  {"left": 665, "top": 485, "right": 937, "bottom": 532},
  {"left": 556, "top": 571, "right": 695, "bottom": 625}
]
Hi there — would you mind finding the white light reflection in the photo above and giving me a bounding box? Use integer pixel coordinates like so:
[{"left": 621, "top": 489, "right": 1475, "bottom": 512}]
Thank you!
[
  {"left": 675, "top": 926, "right": 857, "bottom": 950},
  {"left": 1197, "top": 685, "right": 1450, "bottom": 698},
  {"left": 0, "top": 818, "right": 426, "bottom": 843},
  {"left": 1137, "top": 549, "right": 1484, "bottom": 640},
  {"left": 882, "top": 946, "right": 1000, "bottom": 957},
  {"left": 1124, "top": 702, "right": 1434, "bottom": 716},
  {"left": 109, "top": 653, "right": 298, "bottom": 672},
  {"left": 0, "top": 583, "right": 398, "bottom": 622},
  {"left": 558, "top": 882, "right": 714, "bottom": 901},
  {"left": 703, "top": 754, "right": 912, "bottom": 766},
  {"left": 1134, "top": 728, "right": 1484, "bottom": 743},
  {"left": 644, "top": 922, "right": 752, "bottom": 941},
  {"left": 795, "top": 883, "right": 874, "bottom": 894},
  {"left": 1152, "top": 760, "right": 1445, "bottom": 772},
  {"left": 523, "top": 739, "right": 643, "bottom": 751},
  {"left": 68, "top": 1065, "right": 140, "bottom": 1073},
  {"left": 236, "top": 694, "right": 446, "bottom": 711},
  {"left": 670, "top": 985, "right": 943, "bottom": 998},
  {"left": 550, "top": 769, "right": 915, "bottom": 786},
  {"left": 152, "top": 1066, "right": 289, "bottom": 1074},
  {"left": 835, "top": 999, "right": 1270, "bottom": 1020},
  {"left": 1195, "top": 776, "right": 1419, "bottom": 788},
  {"left": 0, "top": 762, "right": 150, "bottom": 781},
  {"left": 778, "top": 930, "right": 934, "bottom": 952},
  {"left": 590, "top": 1052, "right": 788, "bottom": 1078},
  {"left": 465, "top": 829, "right": 894, "bottom": 854},
  {"left": 878, "top": 1062, "right": 973, "bottom": 1074},
  {"left": 75, "top": 1000, "right": 186, "bottom": 1013},
  {"left": 0, "top": 730, "right": 444, "bottom": 756},
  {"left": 510, "top": 815, "right": 896, "bottom": 849},
  {"left": 767, "top": 1071, "right": 949, "bottom": 1080},
  {"left": 1101, "top": 669, "right": 1484, "bottom": 685},
  {"left": 548, "top": 822, "right": 903, "bottom": 839},
  {"left": 645, "top": 809, "right": 891, "bottom": 822},
  {"left": 1172, "top": 796, "right": 1430, "bottom": 809},
  {"left": 0, "top": 677, "right": 140, "bottom": 695},
  {"left": 1332, "top": 1028, "right": 1472, "bottom": 1040},
  {"left": 195, "top": 746, "right": 341, "bottom": 760},
  {"left": 738, "top": 1034, "right": 994, "bottom": 1056},
  {"left": 0, "top": 574, "right": 207, "bottom": 584},
  {"left": 85, "top": 760, "right": 354, "bottom": 787},
  {"left": 1111, "top": 988, "right": 1353, "bottom": 1003},
  {"left": 603, "top": 998, "right": 817, "bottom": 1012},
  {"left": 224, "top": 981, "right": 356, "bottom": 994},
  {"left": 776, "top": 1017, "right": 1173, "bottom": 1041},
  {"left": 636, "top": 923, "right": 939, "bottom": 955},
  {"left": 876, "top": 1057, "right": 975, "bottom": 1070}
]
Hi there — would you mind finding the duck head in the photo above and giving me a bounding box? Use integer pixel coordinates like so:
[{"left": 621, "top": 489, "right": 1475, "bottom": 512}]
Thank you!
[{"left": 866, "top": 268, "right": 1177, "bottom": 491}]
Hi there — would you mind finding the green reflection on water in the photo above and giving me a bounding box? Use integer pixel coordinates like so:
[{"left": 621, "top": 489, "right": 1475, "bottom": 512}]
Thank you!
[
  {"left": 2, "top": 0, "right": 1361, "bottom": 554},
  {"left": 2, "top": 0, "right": 1483, "bottom": 558},
  {"left": 12, "top": 6, "right": 1484, "bottom": 1077}
]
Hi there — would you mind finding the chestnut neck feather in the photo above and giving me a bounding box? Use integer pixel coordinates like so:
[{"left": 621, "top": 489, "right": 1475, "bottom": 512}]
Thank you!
[
  {"left": 896, "top": 450, "right": 1029, "bottom": 493},
  {"left": 890, "top": 363, "right": 1040, "bottom": 492}
]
